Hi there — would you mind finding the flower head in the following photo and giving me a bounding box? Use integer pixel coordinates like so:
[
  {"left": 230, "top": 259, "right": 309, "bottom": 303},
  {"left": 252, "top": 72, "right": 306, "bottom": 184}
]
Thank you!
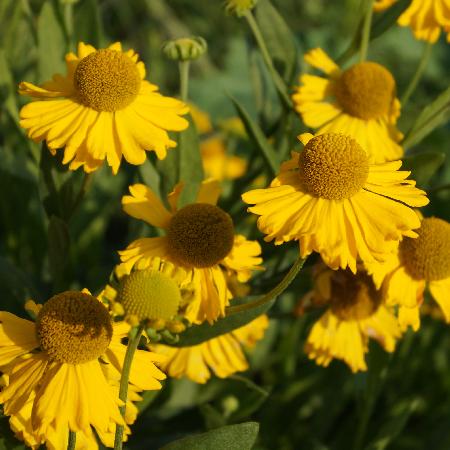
[
  {"left": 119, "top": 179, "right": 263, "bottom": 324},
  {"left": 242, "top": 132, "right": 429, "bottom": 273},
  {"left": 19, "top": 42, "right": 189, "bottom": 174},
  {"left": 225, "top": 0, "right": 258, "bottom": 17},
  {"left": 0, "top": 290, "right": 165, "bottom": 448},
  {"left": 374, "top": 0, "right": 450, "bottom": 43},
  {"left": 292, "top": 48, "right": 402, "bottom": 163},
  {"left": 151, "top": 315, "right": 269, "bottom": 383},
  {"left": 370, "top": 217, "right": 450, "bottom": 331},
  {"left": 304, "top": 266, "right": 401, "bottom": 372}
]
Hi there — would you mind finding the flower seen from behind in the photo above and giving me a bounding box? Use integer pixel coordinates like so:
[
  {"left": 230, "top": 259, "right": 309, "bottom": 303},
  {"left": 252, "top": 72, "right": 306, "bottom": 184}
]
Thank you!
[
  {"left": 293, "top": 48, "right": 403, "bottom": 163},
  {"left": 304, "top": 266, "right": 401, "bottom": 372},
  {"left": 0, "top": 290, "right": 166, "bottom": 448},
  {"left": 19, "top": 42, "right": 189, "bottom": 174},
  {"left": 242, "top": 132, "right": 429, "bottom": 273}
]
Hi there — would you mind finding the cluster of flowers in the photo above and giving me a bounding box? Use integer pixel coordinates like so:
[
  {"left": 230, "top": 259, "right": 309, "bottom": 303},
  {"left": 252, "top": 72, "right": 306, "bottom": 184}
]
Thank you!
[{"left": 0, "top": 0, "right": 449, "bottom": 447}]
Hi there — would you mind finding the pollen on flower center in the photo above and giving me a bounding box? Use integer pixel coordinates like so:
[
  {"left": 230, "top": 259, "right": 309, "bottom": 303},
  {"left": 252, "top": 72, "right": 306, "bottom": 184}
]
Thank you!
[
  {"left": 329, "top": 270, "right": 381, "bottom": 321},
  {"left": 167, "top": 203, "right": 235, "bottom": 268},
  {"left": 36, "top": 291, "right": 113, "bottom": 364},
  {"left": 334, "top": 61, "right": 395, "bottom": 120},
  {"left": 117, "top": 270, "right": 182, "bottom": 321},
  {"left": 74, "top": 49, "right": 141, "bottom": 112},
  {"left": 299, "top": 133, "right": 369, "bottom": 200},
  {"left": 400, "top": 217, "right": 450, "bottom": 281}
]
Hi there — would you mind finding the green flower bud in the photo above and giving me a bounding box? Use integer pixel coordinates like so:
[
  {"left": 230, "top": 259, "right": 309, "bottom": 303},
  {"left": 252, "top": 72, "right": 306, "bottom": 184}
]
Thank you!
[
  {"left": 224, "top": 0, "right": 258, "bottom": 17},
  {"left": 162, "top": 37, "right": 207, "bottom": 62}
]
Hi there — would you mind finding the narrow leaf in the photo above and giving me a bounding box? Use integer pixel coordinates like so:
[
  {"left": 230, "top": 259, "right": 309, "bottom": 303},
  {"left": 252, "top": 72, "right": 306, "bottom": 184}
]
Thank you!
[
  {"left": 159, "top": 422, "right": 259, "bottom": 450},
  {"left": 230, "top": 95, "right": 281, "bottom": 175}
]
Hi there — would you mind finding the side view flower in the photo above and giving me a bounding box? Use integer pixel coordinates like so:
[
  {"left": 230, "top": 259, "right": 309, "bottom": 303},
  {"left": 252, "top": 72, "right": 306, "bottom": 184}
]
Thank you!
[
  {"left": 242, "top": 132, "right": 429, "bottom": 273},
  {"left": 19, "top": 42, "right": 189, "bottom": 174}
]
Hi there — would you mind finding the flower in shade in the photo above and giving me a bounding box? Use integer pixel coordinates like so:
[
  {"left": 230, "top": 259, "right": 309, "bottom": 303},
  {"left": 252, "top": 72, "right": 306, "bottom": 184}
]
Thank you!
[
  {"left": 150, "top": 315, "right": 269, "bottom": 383},
  {"left": 292, "top": 48, "right": 403, "bottom": 163},
  {"left": 0, "top": 291, "right": 165, "bottom": 448},
  {"left": 374, "top": 0, "right": 450, "bottom": 43},
  {"left": 19, "top": 42, "right": 189, "bottom": 174},
  {"left": 242, "top": 132, "right": 428, "bottom": 273},
  {"left": 201, "top": 136, "right": 247, "bottom": 181},
  {"left": 369, "top": 217, "right": 450, "bottom": 332},
  {"left": 119, "top": 179, "right": 263, "bottom": 324},
  {"left": 304, "top": 265, "right": 401, "bottom": 372}
]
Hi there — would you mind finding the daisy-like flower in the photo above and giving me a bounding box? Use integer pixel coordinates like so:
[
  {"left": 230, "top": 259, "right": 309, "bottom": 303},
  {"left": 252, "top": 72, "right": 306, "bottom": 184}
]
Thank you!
[
  {"left": 19, "top": 42, "right": 189, "bottom": 174},
  {"left": 119, "top": 179, "right": 263, "bottom": 324},
  {"left": 304, "top": 266, "right": 401, "bottom": 372},
  {"left": 369, "top": 217, "right": 450, "bottom": 331},
  {"left": 243, "top": 132, "right": 429, "bottom": 273},
  {"left": 151, "top": 315, "right": 269, "bottom": 384},
  {"left": 374, "top": 0, "right": 450, "bottom": 43},
  {"left": 201, "top": 136, "right": 247, "bottom": 182},
  {"left": 292, "top": 48, "right": 403, "bottom": 163},
  {"left": 0, "top": 291, "right": 166, "bottom": 449}
]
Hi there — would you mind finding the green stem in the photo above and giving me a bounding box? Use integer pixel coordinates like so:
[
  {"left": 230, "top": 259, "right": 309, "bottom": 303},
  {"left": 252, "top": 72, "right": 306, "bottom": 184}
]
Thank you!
[
  {"left": 63, "top": 1, "right": 74, "bottom": 48},
  {"left": 113, "top": 324, "right": 145, "bottom": 450},
  {"left": 243, "top": 10, "right": 292, "bottom": 109},
  {"left": 359, "top": 0, "right": 374, "bottom": 62},
  {"left": 179, "top": 61, "right": 190, "bottom": 102},
  {"left": 67, "top": 431, "right": 76, "bottom": 450},
  {"left": 401, "top": 41, "right": 433, "bottom": 106},
  {"left": 226, "top": 255, "right": 306, "bottom": 315}
]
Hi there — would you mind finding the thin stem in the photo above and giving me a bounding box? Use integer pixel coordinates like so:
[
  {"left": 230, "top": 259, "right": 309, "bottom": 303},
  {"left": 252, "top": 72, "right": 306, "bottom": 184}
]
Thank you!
[
  {"left": 67, "top": 431, "right": 76, "bottom": 450},
  {"left": 401, "top": 41, "right": 433, "bottom": 106},
  {"left": 359, "top": 0, "right": 374, "bottom": 62},
  {"left": 64, "top": 1, "right": 74, "bottom": 47},
  {"left": 113, "top": 324, "right": 145, "bottom": 450},
  {"left": 226, "top": 255, "right": 306, "bottom": 315},
  {"left": 179, "top": 61, "right": 190, "bottom": 102},
  {"left": 243, "top": 10, "right": 292, "bottom": 109}
]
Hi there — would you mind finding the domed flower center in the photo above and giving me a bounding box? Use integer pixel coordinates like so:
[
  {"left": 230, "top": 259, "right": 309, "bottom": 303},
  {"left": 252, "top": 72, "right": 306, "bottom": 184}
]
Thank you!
[
  {"left": 36, "top": 291, "right": 113, "bottom": 364},
  {"left": 299, "top": 133, "right": 369, "bottom": 200},
  {"left": 334, "top": 62, "right": 395, "bottom": 120},
  {"left": 118, "top": 270, "right": 181, "bottom": 321},
  {"left": 74, "top": 49, "right": 141, "bottom": 112},
  {"left": 329, "top": 270, "right": 382, "bottom": 321},
  {"left": 400, "top": 217, "right": 450, "bottom": 281},
  {"left": 167, "top": 203, "right": 235, "bottom": 268}
]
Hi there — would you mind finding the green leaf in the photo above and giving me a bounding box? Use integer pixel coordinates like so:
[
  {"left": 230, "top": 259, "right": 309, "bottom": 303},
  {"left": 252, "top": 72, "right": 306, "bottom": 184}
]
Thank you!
[
  {"left": 365, "top": 399, "right": 420, "bottom": 450},
  {"left": 174, "top": 296, "right": 274, "bottom": 347},
  {"left": 157, "top": 114, "right": 203, "bottom": 206},
  {"left": 229, "top": 95, "right": 281, "bottom": 175},
  {"left": 159, "top": 422, "right": 259, "bottom": 450},
  {"left": 371, "top": 0, "right": 411, "bottom": 40},
  {"left": 402, "top": 151, "right": 446, "bottom": 186},
  {"left": 403, "top": 86, "right": 450, "bottom": 149},
  {"left": 37, "top": 1, "right": 67, "bottom": 82},
  {"left": 0, "top": 49, "right": 19, "bottom": 125},
  {"left": 48, "top": 215, "right": 70, "bottom": 290},
  {"left": 254, "top": 0, "right": 298, "bottom": 84},
  {"left": 73, "top": 0, "right": 105, "bottom": 48}
]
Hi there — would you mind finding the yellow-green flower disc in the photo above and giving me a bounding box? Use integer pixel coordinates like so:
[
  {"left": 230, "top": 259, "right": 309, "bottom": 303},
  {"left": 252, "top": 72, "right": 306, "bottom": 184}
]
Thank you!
[
  {"left": 167, "top": 203, "right": 235, "bottom": 268},
  {"left": 36, "top": 291, "right": 113, "bottom": 364},
  {"left": 400, "top": 217, "right": 450, "bottom": 281},
  {"left": 74, "top": 49, "right": 141, "bottom": 112},
  {"left": 299, "top": 133, "right": 369, "bottom": 200},
  {"left": 118, "top": 270, "right": 182, "bottom": 321},
  {"left": 334, "top": 62, "right": 395, "bottom": 120}
]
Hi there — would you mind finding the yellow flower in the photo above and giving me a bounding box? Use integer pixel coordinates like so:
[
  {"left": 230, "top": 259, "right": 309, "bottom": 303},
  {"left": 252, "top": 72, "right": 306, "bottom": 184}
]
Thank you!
[
  {"left": 292, "top": 48, "right": 403, "bottom": 163},
  {"left": 225, "top": 0, "right": 258, "bottom": 17},
  {"left": 19, "top": 42, "right": 189, "bottom": 174},
  {"left": 201, "top": 136, "right": 247, "bottom": 181},
  {"left": 369, "top": 217, "right": 450, "bottom": 331},
  {"left": 242, "top": 132, "right": 428, "bottom": 273},
  {"left": 151, "top": 315, "right": 269, "bottom": 383},
  {"left": 119, "top": 179, "right": 263, "bottom": 324},
  {"left": 305, "top": 266, "right": 401, "bottom": 373},
  {"left": 0, "top": 291, "right": 166, "bottom": 448},
  {"left": 374, "top": 0, "right": 450, "bottom": 43}
]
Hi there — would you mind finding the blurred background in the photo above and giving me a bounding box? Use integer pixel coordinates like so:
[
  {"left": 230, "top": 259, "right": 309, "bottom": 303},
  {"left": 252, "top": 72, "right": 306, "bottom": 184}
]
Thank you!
[{"left": 0, "top": 0, "right": 449, "bottom": 449}]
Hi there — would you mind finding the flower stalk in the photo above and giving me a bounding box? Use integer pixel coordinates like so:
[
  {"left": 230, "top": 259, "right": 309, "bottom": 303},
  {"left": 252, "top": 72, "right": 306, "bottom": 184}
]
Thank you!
[
  {"left": 67, "top": 431, "right": 76, "bottom": 450},
  {"left": 359, "top": 0, "right": 374, "bottom": 62}
]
